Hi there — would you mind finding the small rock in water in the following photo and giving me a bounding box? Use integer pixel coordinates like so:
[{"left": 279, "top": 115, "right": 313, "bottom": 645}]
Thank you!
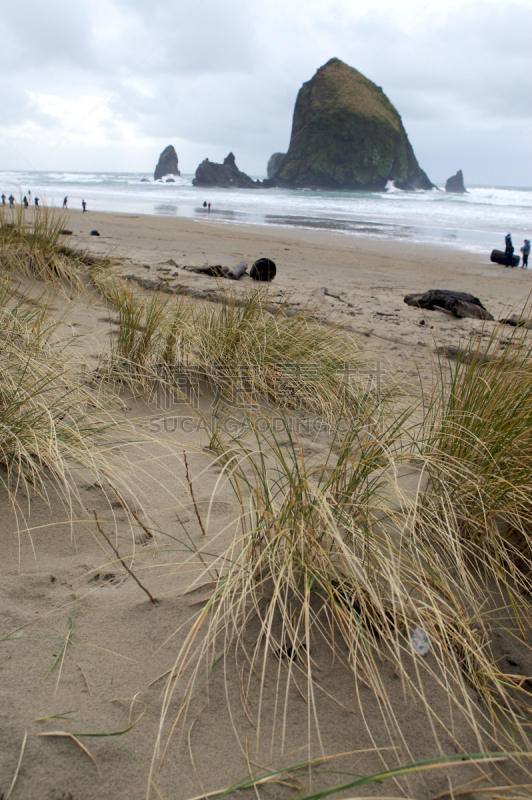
[{"left": 445, "top": 169, "right": 467, "bottom": 194}]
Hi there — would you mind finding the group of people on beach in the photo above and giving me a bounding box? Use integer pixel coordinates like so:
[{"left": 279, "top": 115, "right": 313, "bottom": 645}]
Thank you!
[
  {"left": 1, "top": 190, "right": 39, "bottom": 208},
  {"left": 1, "top": 194, "right": 88, "bottom": 213},
  {"left": 505, "top": 233, "right": 529, "bottom": 268}
]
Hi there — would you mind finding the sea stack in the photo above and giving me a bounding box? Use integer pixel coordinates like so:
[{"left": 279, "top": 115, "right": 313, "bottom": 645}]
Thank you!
[
  {"left": 269, "top": 58, "right": 434, "bottom": 191},
  {"left": 445, "top": 170, "right": 467, "bottom": 193},
  {"left": 267, "top": 153, "right": 286, "bottom": 179},
  {"left": 154, "top": 145, "right": 180, "bottom": 180},
  {"left": 193, "top": 153, "right": 259, "bottom": 188}
]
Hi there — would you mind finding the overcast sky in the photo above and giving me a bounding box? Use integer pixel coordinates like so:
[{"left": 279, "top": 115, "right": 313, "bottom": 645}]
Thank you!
[{"left": 1, "top": 0, "right": 530, "bottom": 185}]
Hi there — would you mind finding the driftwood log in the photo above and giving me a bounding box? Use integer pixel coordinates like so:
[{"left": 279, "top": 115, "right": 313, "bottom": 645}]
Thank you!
[
  {"left": 57, "top": 246, "right": 105, "bottom": 266},
  {"left": 182, "top": 258, "right": 276, "bottom": 282},
  {"left": 404, "top": 289, "right": 494, "bottom": 320},
  {"left": 436, "top": 344, "right": 494, "bottom": 365},
  {"left": 182, "top": 261, "right": 249, "bottom": 279},
  {"left": 491, "top": 249, "right": 520, "bottom": 267},
  {"left": 123, "top": 273, "right": 305, "bottom": 318},
  {"left": 183, "top": 264, "right": 228, "bottom": 277},
  {"left": 227, "top": 261, "right": 249, "bottom": 280}
]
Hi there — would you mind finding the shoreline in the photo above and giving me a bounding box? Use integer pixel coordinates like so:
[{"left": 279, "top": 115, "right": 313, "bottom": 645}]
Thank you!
[{"left": 3, "top": 173, "right": 530, "bottom": 258}]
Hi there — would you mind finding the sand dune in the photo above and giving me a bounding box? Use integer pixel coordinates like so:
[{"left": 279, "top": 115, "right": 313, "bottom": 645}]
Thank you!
[{"left": 1, "top": 210, "right": 531, "bottom": 799}]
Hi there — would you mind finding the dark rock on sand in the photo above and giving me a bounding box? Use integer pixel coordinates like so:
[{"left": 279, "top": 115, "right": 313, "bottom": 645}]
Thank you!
[
  {"left": 272, "top": 58, "right": 434, "bottom": 191},
  {"left": 90, "top": 230, "right": 100, "bottom": 236},
  {"left": 491, "top": 249, "right": 520, "bottom": 267},
  {"left": 404, "top": 289, "right": 494, "bottom": 320},
  {"left": 154, "top": 145, "right": 180, "bottom": 181},
  {"left": 250, "top": 258, "right": 276, "bottom": 282},
  {"left": 445, "top": 170, "right": 467, "bottom": 193},
  {"left": 193, "top": 153, "right": 261, "bottom": 188}
]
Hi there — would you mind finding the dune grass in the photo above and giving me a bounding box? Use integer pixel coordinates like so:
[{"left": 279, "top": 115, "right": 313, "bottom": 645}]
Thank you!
[
  {"left": 0, "top": 267, "right": 128, "bottom": 520},
  {"left": 100, "top": 282, "right": 377, "bottom": 422},
  {"left": 422, "top": 319, "right": 532, "bottom": 624},
  {"left": 0, "top": 204, "right": 87, "bottom": 286},
  {"left": 178, "top": 750, "right": 524, "bottom": 800},
  {"left": 2, "top": 205, "right": 532, "bottom": 795},
  {"left": 150, "top": 404, "right": 532, "bottom": 792},
  {"left": 191, "top": 290, "right": 370, "bottom": 419}
]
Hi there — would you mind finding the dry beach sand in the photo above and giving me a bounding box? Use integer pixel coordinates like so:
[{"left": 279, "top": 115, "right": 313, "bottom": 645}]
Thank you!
[
  {"left": 1, "top": 210, "right": 531, "bottom": 800},
  {"left": 55, "top": 209, "right": 532, "bottom": 386}
]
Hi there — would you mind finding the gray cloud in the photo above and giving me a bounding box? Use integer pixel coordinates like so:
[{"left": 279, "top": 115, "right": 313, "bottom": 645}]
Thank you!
[{"left": 0, "top": 0, "right": 530, "bottom": 185}]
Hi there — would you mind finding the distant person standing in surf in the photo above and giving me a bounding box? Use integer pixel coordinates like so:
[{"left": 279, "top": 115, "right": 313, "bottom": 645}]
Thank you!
[
  {"left": 82, "top": 200, "right": 87, "bottom": 213},
  {"left": 521, "top": 240, "right": 530, "bottom": 269},
  {"left": 63, "top": 197, "right": 68, "bottom": 209},
  {"left": 505, "top": 233, "right": 514, "bottom": 268}
]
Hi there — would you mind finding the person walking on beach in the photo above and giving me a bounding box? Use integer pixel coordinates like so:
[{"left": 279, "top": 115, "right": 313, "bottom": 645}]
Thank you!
[
  {"left": 203, "top": 201, "right": 207, "bottom": 208},
  {"left": 34, "top": 197, "right": 39, "bottom": 208},
  {"left": 521, "top": 239, "right": 530, "bottom": 269},
  {"left": 82, "top": 199, "right": 87, "bottom": 213},
  {"left": 505, "top": 233, "right": 514, "bottom": 268},
  {"left": 8, "top": 195, "right": 15, "bottom": 207},
  {"left": 1, "top": 194, "right": 5, "bottom": 205},
  {"left": 63, "top": 197, "right": 68, "bottom": 209},
  {"left": 208, "top": 202, "right": 211, "bottom": 211},
  {"left": 23, "top": 196, "right": 29, "bottom": 209}
]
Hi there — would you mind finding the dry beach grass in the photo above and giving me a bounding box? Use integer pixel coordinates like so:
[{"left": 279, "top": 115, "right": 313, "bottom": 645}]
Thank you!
[{"left": 1, "top": 207, "right": 532, "bottom": 800}]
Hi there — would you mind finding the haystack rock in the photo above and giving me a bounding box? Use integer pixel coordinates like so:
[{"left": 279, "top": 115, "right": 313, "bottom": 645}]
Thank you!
[
  {"left": 193, "top": 152, "right": 261, "bottom": 188},
  {"left": 154, "top": 145, "right": 180, "bottom": 181},
  {"left": 445, "top": 170, "right": 467, "bottom": 193},
  {"left": 269, "top": 58, "right": 434, "bottom": 191}
]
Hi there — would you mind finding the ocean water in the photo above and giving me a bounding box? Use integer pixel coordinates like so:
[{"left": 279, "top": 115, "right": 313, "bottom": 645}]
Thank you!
[{"left": 1, "top": 170, "right": 530, "bottom": 257}]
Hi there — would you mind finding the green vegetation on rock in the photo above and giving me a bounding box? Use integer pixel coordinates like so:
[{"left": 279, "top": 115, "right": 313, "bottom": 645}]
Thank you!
[{"left": 273, "top": 58, "right": 434, "bottom": 191}]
